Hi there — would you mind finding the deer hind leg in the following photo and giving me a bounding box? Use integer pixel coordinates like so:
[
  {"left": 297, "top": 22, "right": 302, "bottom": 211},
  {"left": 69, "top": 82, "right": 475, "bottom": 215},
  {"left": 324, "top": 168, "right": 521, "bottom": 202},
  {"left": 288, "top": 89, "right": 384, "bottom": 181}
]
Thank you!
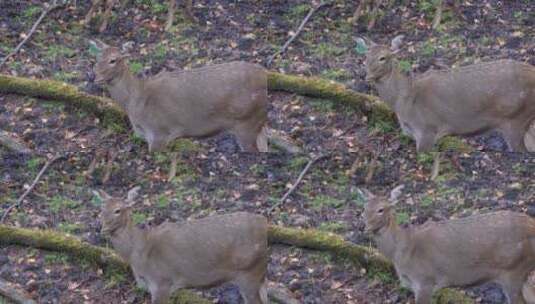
[
  {"left": 235, "top": 272, "right": 268, "bottom": 304},
  {"left": 500, "top": 124, "right": 528, "bottom": 152},
  {"left": 499, "top": 273, "right": 528, "bottom": 304},
  {"left": 232, "top": 120, "right": 268, "bottom": 152}
]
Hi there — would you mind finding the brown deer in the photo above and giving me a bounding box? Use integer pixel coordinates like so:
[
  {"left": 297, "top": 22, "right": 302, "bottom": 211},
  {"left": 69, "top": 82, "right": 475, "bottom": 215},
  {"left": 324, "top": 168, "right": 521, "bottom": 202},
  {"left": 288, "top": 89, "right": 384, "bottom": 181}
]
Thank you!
[
  {"left": 85, "top": 0, "right": 194, "bottom": 33},
  {"left": 97, "top": 188, "right": 269, "bottom": 304},
  {"left": 358, "top": 36, "right": 535, "bottom": 152},
  {"left": 90, "top": 39, "right": 268, "bottom": 152},
  {"left": 362, "top": 186, "right": 535, "bottom": 304}
]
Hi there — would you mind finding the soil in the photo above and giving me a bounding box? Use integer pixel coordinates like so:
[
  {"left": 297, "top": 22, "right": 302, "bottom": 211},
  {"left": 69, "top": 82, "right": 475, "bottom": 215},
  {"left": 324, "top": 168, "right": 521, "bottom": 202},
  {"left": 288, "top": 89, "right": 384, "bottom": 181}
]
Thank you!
[{"left": 0, "top": 1, "right": 534, "bottom": 303}]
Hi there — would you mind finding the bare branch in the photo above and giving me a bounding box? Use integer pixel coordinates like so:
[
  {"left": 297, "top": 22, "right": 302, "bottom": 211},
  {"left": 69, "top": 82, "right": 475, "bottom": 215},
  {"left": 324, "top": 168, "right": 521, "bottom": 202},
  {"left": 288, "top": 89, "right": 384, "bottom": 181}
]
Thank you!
[
  {"left": 0, "top": 0, "right": 63, "bottom": 69},
  {"left": 267, "top": 1, "right": 332, "bottom": 66},
  {"left": 1, "top": 154, "right": 63, "bottom": 223}
]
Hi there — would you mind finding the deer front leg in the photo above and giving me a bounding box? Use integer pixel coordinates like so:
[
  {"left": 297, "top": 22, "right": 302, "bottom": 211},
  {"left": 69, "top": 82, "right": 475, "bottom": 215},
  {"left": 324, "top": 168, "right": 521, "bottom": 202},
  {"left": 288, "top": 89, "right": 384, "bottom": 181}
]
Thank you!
[
  {"left": 415, "top": 131, "right": 438, "bottom": 153},
  {"left": 150, "top": 282, "right": 172, "bottom": 304},
  {"left": 413, "top": 283, "right": 434, "bottom": 304}
]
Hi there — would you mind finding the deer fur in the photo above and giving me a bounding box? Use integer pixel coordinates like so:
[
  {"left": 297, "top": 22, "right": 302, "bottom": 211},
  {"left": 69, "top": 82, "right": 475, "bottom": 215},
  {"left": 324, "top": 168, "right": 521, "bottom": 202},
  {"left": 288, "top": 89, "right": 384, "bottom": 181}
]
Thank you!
[
  {"left": 85, "top": 0, "right": 194, "bottom": 32},
  {"left": 362, "top": 186, "right": 535, "bottom": 304},
  {"left": 359, "top": 36, "right": 535, "bottom": 152},
  {"left": 97, "top": 188, "right": 269, "bottom": 304},
  {"left": 91, "top": 39, "right": 268, "bottom": 152}
]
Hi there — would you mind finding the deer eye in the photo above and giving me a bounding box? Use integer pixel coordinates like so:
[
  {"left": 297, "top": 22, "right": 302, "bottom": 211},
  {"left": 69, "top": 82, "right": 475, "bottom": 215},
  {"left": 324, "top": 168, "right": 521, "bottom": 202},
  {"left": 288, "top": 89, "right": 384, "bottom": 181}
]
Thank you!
[
  {"left": 378, "top": 56, "right": 386, "bottom": 62},
  {"left": 113, "top": 208, "right": 121, "bottom": 214},
  {"left": 377, "top": 208, "right": 384, "bottom": 214},
  {"left": 109, "top": 59, "right": 117, "bottom": 64}
]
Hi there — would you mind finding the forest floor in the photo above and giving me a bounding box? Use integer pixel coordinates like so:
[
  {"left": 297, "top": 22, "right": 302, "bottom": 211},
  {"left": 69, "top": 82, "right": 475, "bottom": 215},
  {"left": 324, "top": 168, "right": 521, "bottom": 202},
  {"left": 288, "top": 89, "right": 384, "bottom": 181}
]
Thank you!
[{"left": 0, "top": 0, "right": 535, "bottom": 303}]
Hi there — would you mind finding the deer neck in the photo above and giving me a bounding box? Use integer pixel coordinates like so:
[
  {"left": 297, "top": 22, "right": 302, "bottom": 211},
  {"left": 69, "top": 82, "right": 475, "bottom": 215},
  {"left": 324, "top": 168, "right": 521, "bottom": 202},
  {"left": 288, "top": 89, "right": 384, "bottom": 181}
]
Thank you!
[
  {"left": 374, "top": 63, "right": 411, "bottom": 109},
  {"left": 107, "top": 68, "right": 143, "bottom": 112},
  {"left": 374, "top": 215, "right": 406, "bottom": 261},
  {"left": 110, "top": 218, "right": 146, "bottom": 263}
]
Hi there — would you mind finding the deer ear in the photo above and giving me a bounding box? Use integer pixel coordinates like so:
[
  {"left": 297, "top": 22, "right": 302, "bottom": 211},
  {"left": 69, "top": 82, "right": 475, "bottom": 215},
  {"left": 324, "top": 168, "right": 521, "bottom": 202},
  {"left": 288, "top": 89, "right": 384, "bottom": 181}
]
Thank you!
[
  {"left": 358, "top": 188, "right": 376, "bottom": 202},
  {"left": 126, "top": 186, "right": 140, "bottom": 203},
  {"left": 389, "top": 185, "right": 405, "bottom": 205},
  {"left": 355, "top": 38, "right": 369, "bottom": 55},
  {"left": 390, "top": 35, "right": 405, "bottom": 53},
  {"left": 93, "top": 189, "right": 112, "bottom": 202}
]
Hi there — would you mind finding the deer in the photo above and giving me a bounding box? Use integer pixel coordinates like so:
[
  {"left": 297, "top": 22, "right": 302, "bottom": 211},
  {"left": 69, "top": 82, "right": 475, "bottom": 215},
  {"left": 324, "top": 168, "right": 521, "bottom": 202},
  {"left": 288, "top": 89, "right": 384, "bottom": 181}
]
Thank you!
[
  {"left": 90, "top": 39, "right": 268, "bottom": 152},
  {"left": 96, "top": 187, "right": 269, "bottom": 304},
  {"left": 357, "top": 35, "right": 535, "bottom": 152},
  {"left": 85, "top": 0, "right": 194, "bottom": 33},
  {"left": 361, "top": 185, "right": 535, "bottom": 304}
]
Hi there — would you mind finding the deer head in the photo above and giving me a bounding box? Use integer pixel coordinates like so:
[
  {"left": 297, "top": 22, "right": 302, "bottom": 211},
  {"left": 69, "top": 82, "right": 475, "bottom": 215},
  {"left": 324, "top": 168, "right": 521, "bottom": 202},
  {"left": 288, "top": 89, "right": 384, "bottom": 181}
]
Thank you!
[
  {"left": 361, "top": 185, "right": 404, "bottom": 233},
  {"left": 89, "top": 39, "right": 129, "bottom": 85},
  {"left": 95, "top": 187, "right": 139, "bottom": 235},
  {"left": 356, "top": 35, "right": 405, "bottom": 82}
]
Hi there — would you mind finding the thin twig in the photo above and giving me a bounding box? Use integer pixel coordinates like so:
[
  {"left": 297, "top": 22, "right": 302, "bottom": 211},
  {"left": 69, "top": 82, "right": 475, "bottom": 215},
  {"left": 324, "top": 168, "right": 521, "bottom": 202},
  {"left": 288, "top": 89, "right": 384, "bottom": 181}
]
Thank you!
[
  {"left": 0, "top": 130, "right": 32, "bottom": 154},
  {"left": 269, "top": 154, "right": 328, "bottom": 213},
  {"left": 430, "top": 152, "right": 441, "bottom": 181},
  {"left": 0, "top": 0, "right": 62, "bottom": 69},
  {"left": 1, "top": 154, "right": 63, "bottom": 223},
  {"left": 0, "top": 278, "right": 37, "bottom": 304},
  {"left": 364, "top": 154, "right": 379, "bottom": 184},
  {"left": 267, "top": 1, "right": 332, "bottom": 66}
]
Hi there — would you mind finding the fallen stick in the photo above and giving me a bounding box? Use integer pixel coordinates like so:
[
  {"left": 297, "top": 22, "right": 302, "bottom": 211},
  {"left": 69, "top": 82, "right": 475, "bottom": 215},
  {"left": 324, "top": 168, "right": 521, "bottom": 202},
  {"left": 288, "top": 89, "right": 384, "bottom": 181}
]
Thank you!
[
  {"left": 0, "top": 0, "right": 63, "bottom": 69},
  {"left": 269, "top": 154, "right": 328, "bottom": 213},
  {"left": 267, "top": 1, "right": 332, "bottom": 66},
  {"left": 430, "top": 152, "right": 441, "bottom": 181},
  {"left": 0, "top": 278, "right": 36, "bottom": 304},
  {"left": 0, "top": 130, "right": 32, "bottom": 154},
  {"left": 1, "top": 154, "right": 63, "bottom": 223}
]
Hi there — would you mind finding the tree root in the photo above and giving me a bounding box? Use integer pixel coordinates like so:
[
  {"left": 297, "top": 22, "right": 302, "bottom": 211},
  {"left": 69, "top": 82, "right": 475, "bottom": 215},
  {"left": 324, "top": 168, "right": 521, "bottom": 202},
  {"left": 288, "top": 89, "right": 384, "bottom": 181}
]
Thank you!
[{"left": 0, "top": 73, "right": 471, "bottom": 152}]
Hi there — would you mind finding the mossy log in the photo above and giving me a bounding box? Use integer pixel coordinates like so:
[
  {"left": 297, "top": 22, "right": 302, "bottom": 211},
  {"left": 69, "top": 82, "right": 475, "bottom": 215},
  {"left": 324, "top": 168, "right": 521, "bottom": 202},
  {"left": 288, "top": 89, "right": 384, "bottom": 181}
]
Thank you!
[
  {"left": 0, "top": 73, "right": 470, "bottom": 152},
  {"left": 268, "top": 225, "right": 474, "bottom": 304},
  {"left": 0, "top": 225, "right": 211, "bottom": 304}
]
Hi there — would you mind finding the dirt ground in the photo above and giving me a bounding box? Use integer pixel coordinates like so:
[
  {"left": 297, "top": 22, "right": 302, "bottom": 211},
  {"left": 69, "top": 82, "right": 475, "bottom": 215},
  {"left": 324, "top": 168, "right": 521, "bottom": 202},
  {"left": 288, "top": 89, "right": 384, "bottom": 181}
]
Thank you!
[{"left": 1, "top": 0, "right": 535, "bottom": 303}]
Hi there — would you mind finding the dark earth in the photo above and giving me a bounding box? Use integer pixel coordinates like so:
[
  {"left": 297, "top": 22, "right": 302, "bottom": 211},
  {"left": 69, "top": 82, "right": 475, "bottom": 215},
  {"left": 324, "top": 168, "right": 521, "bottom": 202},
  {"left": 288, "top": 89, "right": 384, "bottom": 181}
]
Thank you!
[{"left": 0, "top": 0, "right": 534, "bottom": 303}]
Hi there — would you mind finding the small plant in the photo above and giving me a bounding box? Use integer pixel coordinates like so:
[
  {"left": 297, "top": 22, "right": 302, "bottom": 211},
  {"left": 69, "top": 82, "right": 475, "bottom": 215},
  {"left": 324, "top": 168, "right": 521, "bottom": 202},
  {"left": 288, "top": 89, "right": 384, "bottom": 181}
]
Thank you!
[
  {"left": 58, "top": 223, "right": 83, "bottom": 234},
  {"left": 48, "top": 196, "right": 79, "bottom": 213},
  {"left": 132, "top": 212, "right": 147, "bottom": 225},
  {"left": 398, "top": 60, "right": 412, "bottom": 73},
  {"left": 26, "top": 157, "right": 43, "bottom": 171},
  {"left": 318, "top": 221, "right": 347, "bottom": 233},
  {"left": 129, "top": 61, "right": 144, "bottom": 75},
  {"left": 396, "top": 211, "right": 410, "bottom": 225},
  {"left": 321, "top": 69, "right": 352, "bottom": 81},
  {"left": 310, "top": 195, "right": 345, "bottom": 210},
  {"left": 44, "top": 253, "right": 69, "bottom": 265},
  {"left": 157, "top": 194, "right": 171, "bottom": 208},
  {"left": 22, "top": 5, "right": 40, "bottom": 20}
]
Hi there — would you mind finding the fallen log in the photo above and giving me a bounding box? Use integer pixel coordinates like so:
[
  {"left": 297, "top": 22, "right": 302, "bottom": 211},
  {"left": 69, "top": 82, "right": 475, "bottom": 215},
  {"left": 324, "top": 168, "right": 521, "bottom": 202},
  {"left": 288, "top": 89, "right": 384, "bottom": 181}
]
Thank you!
[{"left": 0, "top": 73, "right": 471, "bottom": 152}]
